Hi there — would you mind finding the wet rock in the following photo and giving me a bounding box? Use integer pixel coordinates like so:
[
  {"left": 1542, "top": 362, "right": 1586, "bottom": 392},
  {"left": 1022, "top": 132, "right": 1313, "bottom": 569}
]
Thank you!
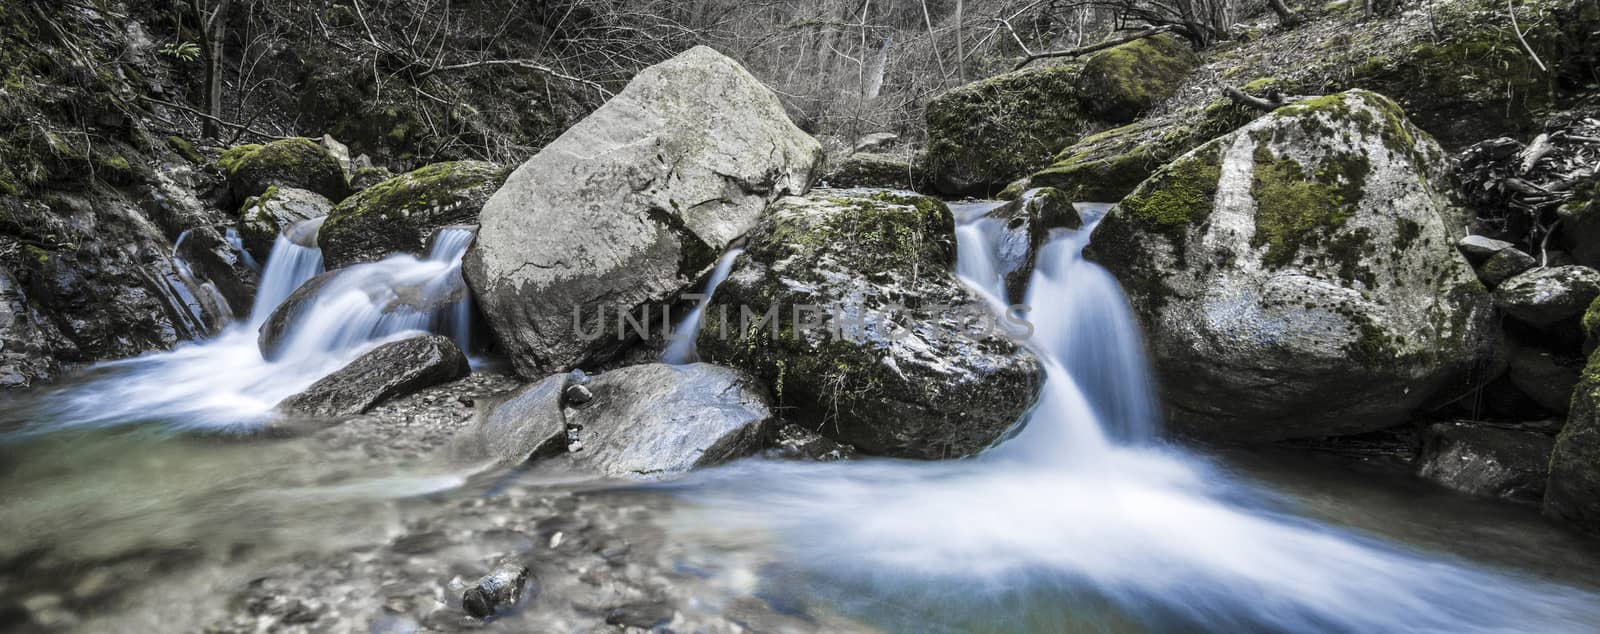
[
  {"left": 465, "top": 46, "right": 822, "bottom": 378},
  {"left": 218, "top": 137, "right": 348, "bottom": 205},
  {"left": 821, "top": 152, "right": 923, "bottom": 190},
  {"left": 0, "top": 266, "right": 60, "bottom": 389},
  {"left": 174, "top": 226, "right": 257, "bottom": 315},
  {"left": 236, "top": 186, "right": 333, "bottom": 262},
  {"left": 561, "top": 363, "right": 773, "bottom": 478},
  {"left": 463, "top": 373, "right": 569, "bottom": 466},
  {"left": 1075, "top": 33, "right": 1199, "bottom": 123},
  {"left": 257, "top": 270, "right": 340, "bottom": 360},
  {"left": 924, "top": 65, "right": 1086, "bottom": 196},
  {"left": 1418, "top": 422, "right": 1555, "bottom": 503},
  {"left": 563, "top": 383, "right": 592, "bottom": 405},
  {"left": 1493, "top": 265, "right": 1600, "bottom": 327},
  {"left": 767, "top": 424, "right": 856, "bottom": 461},
  {"left": 981, "top": 187, "right": 1082, "bottom": 303},
  {"left": 277, "top": 335, "right": 470, "bottom": 417},
  {"left": 461, "top": 561, "right": 530, "bottom": 619},
  {"left": 319, "top": 161, "right": 503, "bottom": 268},
  {"left": 1477, "top": 247, "right": 1537, "bottom": 288},
  {"left": 700, "top": 190, "right": 1043, "bottom": 458},
  {"left": 1507, "top": 345, "right": 1582, "bottom": 413},
  {"left": 1088, "top": 90, "right": 1494, "bottom": 441}
]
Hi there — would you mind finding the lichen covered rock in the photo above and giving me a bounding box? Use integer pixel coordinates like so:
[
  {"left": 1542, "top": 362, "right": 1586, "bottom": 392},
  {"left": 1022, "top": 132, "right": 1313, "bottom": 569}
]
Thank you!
[
  {"left": 1087, "top": 90, "right": 1495, "bottom": 441},
  {"left": 237, "top": 186, "right": 334, "bottom": 262},
  {"left": 1545, "top": 348, "right": 1600, "bottom": 532},
  {"left": 821, "top": 152, "right": 923, "bottom": 190},
  {"left": 698, "top": 190, "right": 1043, "bottom": 458},
  {"left": 319, "top": 161, "right": 504, "bottom": 268},
  {"left": 924, "top": 65, "right": 1087, "bottom": 196},
  {"left": 1492, "top": 265, "right": 1600, "bottom": 327},
  {"left": 1075, "top": 34, "right": 1200, "bottom": 123},
  {"left": 218, "top": 138, "right": 348, "bottom": 204}
]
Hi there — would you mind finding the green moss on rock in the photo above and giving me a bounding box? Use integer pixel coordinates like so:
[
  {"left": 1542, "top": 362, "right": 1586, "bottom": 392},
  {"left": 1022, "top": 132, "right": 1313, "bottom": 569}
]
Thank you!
[
  {"left": 318, "top": 160, "right": 506, "bottom": 267},
  {"left": 217, "top": 137, "right": 348, "bottom": 204},
  {"left": 1076, "top": 34, "right": 1201, "bottom": 123},
  {"left": 924, "top": 65, "right": 1088, "bottom": 196},
  {"left": 1118, "top": 142, "right": 1224, "bottom": 250}
]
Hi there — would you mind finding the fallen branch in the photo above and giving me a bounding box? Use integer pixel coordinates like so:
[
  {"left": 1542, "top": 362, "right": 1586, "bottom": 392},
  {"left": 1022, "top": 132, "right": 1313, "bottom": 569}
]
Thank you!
[
  {"left": 1508, "top": 0, "right": 1549, "bottom": 73},
  {"left": 1518, "top": 133, "right": 1552, "bottom": 174},
  {"left": 135, "top": 95, "right": 287, "bottom": 142},
  {"left": 420, "top": 59, "right": 613, "bottom": 98},
  {"left": 1011, "top": 26, "right": 1175, "bottom": 71},
  {"left": 1222, "top": 85, "right": 1301, "bottom": 111}
]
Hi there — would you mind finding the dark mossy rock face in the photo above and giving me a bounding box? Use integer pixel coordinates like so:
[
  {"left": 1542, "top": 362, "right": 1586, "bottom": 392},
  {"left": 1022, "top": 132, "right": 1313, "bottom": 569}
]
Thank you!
[
  {"left": 1346, "top": 0, "right": 1600, "bottom": 147},
  {"left": 923, "top": 65, "right": 1088, "bottom": 196},
  {"left": 1076, "top": 34, "right": 1200, "bottom": 124},
  {"left": 1088, "top": 90, "right": 1495, "bottom": 441},
  {"left": 822, "top": 152, "right": 924, "bottom": 190},
  {"left": 218, "top": 138, "right": 349, "bottom": 205},
  {"left": 318, "top": 161, "right": 505, "bottom": 268},
  {"left": 1025, "top": 85, "right": 1271, "bottom": 204},
  {"left": 1546, "top": 348, "right": 1600, "bottom": 532},
  {"left": 698, "top": 190, "right": 1042, "bottom": 459}
]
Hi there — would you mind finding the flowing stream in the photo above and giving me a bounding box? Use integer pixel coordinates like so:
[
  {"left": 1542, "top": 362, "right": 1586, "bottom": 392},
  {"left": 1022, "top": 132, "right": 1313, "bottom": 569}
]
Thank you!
[{"left": 2, "top": 204, "right": 1600, "bottom": 631}]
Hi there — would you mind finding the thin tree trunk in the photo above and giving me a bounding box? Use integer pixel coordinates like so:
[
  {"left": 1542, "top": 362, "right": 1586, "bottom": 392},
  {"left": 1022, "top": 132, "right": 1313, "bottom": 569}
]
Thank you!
[
  {"left": 1266, "top": 0, "right": 1302, "bottom": 27},
  {"left": 199, "top": 0, "right": 234, "bottom": 139},
  {"left": 954, "top": 0, "right": 965, "bottom": 82}
]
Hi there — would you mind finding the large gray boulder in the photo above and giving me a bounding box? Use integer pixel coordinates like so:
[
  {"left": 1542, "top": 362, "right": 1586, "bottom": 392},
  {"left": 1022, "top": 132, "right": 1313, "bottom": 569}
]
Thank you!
[
  {"left": 1087, "top": 90, "right": 1495, "bottom": 441},
  {"left": 1492, "top": 265, "right": 1600, "bottom": 327},
  {"left": 563, "top": 363, "right": 772, "bottom": 478},
  {"left": 464, "top": 46, "right": 823, "bottom": 378},
  {"left": 277, "top": 334, "right": 469, "bottom": 417},
  {"left": 699, "top": 190, "right": 1043, "bottom": 458}
]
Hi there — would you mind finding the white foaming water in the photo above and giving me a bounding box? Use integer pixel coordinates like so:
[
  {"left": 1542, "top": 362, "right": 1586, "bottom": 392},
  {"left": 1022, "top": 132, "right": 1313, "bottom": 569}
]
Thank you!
[
  {"left": 24, "top": 223, "right": 479, "bottom": 432},
  {"left": 249, "top": 217, "right": 326, "bottom": 324},
  {"left": 669, "top": 202, "right": 1600, "bottom": 631},
  {"left": 662, "top": 247, "right": 746, "bottom": 365}
]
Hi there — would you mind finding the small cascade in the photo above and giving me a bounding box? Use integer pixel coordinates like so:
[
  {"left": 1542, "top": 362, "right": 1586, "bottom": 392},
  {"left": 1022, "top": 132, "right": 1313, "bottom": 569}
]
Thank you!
[
  {"left": 249, "top": 217, "right": 326, "bottom": 324},
  {"left": 225, "top": 227, "right": 261, "bottom": 272},
  {"left": 24, "top": 222, "right": 479, "bottom": 432},
  {"left": 662, "top": 247, "right": 745, "bottom": 365},
  {"left": 671, "top": 199, "right": 1600, "bottom": 633}
]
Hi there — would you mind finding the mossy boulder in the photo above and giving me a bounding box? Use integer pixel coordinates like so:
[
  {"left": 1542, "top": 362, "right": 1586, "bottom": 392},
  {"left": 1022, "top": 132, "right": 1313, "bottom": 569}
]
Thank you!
[
  {"left": 1075, "top": 34, "right": 1200, "bottom": 123},
  {"left": 1545, "top": 348, "right": 1600, "bottom": 532},
  {"left": 1348, "top": 0, "right": 1600, "bottom": 147},
  {"left": 236, "top": 186, "right": 334, "bottom": 262},
  {"left": 821, "top": 152, "right": 924, "bottom": 190},
  {"left": 1086, "top": 90, "right": 1495, "bottom": 441},
  {"left": 217, "top": 138, "right": 348, "bottom": 204},
  {"left": 923, "top": 65, "right": 1088, "bottom": 196},
  {"left": 1026, "top": 95, "right": 1268, "bottom": 204},
  {"left": 698, "top": 190, "right": 1042, "bottom": 458},
  {"left": 1492, "top": 265, "right": 1600, "bottom": 327},
  {"left": 319, "top": 161, "right": 505, "bottom": 268}
]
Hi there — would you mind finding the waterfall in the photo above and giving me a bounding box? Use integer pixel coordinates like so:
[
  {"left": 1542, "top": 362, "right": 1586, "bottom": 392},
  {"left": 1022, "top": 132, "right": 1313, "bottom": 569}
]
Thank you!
[
  {"left": 22, "top": 223, "right": 479, "bottom": 433},
  {"left": 662, "top": 247, "right": 745, "bottom": 365},
  {"left": 670, "top": 200, "right": 1600, "bottom": 632},
  {"left": 249, "top": 217, "right": 326, "bottom": 324}
]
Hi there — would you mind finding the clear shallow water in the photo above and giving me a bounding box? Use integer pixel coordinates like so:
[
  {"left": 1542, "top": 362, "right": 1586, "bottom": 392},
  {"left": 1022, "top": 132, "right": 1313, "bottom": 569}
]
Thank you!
[{"left": 2, "top": 203, "right": 1599, "bottom": 632}]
